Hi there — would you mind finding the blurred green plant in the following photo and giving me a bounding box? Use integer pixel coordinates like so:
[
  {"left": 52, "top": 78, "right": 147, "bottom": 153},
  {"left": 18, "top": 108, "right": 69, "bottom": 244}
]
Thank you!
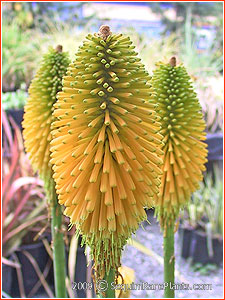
[
  {"left": 196, "top": 77, "right": 223, "bottom": 133},
  {"left": 191, "top": 263, "right": 218, "bottom": 275},
  {"left": 150, "top": 2, "right": 222, "bottom": 36},
  {"left": 2, "top": 2, "right": 91, "bottom": 31},
  {"left": 180, "top": 2, "right": 222, "bottom": 77},
  {"left": 181, "top": 37, "right": 223, "bottom": 77},
  {"left": 2, "top": 88, "right": 28, "bottom": 110},
  {"left": 2, "top": 21, "right": 40, "bottom": 92},
  {"left": 128, "top": 31, "right": 180, "bottom": 74},
  {"left": 182, "top": 169, "right": 223, "bottom": 237},
  {"left": 35, "top": 20, "right": 88, "bottom": 61},
  {"left": 213, "top": 13, "right": 223, "bottom": 65},
  {"left": 2, "top": 2, "right": 34, "bottom": 29}
]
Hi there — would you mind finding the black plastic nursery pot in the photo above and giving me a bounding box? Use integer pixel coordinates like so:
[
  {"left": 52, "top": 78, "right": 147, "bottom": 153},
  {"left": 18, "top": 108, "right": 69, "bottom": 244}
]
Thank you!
[
  {"left": 2, "top": 260, "right": 13, "bottom": 296},
  {"left": 11, "top": 240, "right": 52, "bottom": 298},
  {"left": 179, "top": 226, "right": 195, "bottom": 259},
  {"left": 50, "top": 237, "right": 94, "bottom": 298},
  {"left": 46, "top": 235, "right": 92, "bottom": 298},
  {"left": 205, "top": 133, "right": 223, "bottom": 178},
  {"left": 6, "top": 109, "right": 24, "bottom": 131},
  {"left": 206, "top": 133, "right": 223, "bottom": 162},
  {"left": 189, "top": 231, "right": 223, "bottom": 266},
  {"left": 74, "top": 244, "right": 89, "bottom": 298}
]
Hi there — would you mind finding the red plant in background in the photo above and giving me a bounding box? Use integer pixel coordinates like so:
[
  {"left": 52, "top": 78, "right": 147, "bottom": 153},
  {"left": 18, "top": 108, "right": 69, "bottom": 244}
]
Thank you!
[{"left": 2, "top": 111, "right": 48, "bottom": 257}]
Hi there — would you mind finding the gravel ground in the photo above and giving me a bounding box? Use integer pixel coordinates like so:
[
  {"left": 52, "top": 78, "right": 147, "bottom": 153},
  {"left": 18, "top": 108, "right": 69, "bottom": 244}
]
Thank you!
[{"left": 122, "top": 213, "right": 223, "bottom": 299}]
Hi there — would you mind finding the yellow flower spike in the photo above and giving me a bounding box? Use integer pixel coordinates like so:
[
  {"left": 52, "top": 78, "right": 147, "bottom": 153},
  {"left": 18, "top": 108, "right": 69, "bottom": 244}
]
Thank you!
[
  {"left": 23, "top": 46, "right": 70, "bottom": 203},
  {"left": 151, "top": 57, "right": 208, "bottom": 229},
  {"left": 50, "top": 26, "right": 164, "bottom": 279}
]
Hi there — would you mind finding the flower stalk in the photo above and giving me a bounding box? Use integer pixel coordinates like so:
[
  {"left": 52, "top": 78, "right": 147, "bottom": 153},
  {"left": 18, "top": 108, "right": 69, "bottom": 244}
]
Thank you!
[
  {"left": 51, "top": 197, "right": 67, "bottom": 298},
  {"left": 163, "top": 221, "right": 175, "bottom": 298},
  {"left": 105, "top": 269, "right": 115, "bottom": 298},
  {"left": 98, "top": 269, "right": 115, "bottom": 298}
]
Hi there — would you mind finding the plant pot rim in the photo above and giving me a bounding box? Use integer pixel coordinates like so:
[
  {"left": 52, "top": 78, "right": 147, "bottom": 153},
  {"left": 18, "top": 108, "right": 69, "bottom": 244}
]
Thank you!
[
  {"left": 6, "top": 108, "right": 24, "bottom": 112},
  {"left": 180, "top": 223, "right": 196, "bottom": 231},
  {"left": 193, "top": 230, "right": 223, "bottom": 241},
  {"left": 206, "top": 132, "right": 223, "bottom": 138}
]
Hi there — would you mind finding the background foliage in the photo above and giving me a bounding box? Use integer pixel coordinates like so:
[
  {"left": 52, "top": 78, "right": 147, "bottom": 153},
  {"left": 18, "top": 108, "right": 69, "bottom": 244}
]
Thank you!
[{"left": 2, "top": 2, "right": 223, "bottom": 134}]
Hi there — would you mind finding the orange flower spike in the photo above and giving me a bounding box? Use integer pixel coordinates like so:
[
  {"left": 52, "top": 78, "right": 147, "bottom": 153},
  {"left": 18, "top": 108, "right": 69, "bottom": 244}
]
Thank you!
[{"left": 50, "top": 26, "right": 164, "bottom": 279}]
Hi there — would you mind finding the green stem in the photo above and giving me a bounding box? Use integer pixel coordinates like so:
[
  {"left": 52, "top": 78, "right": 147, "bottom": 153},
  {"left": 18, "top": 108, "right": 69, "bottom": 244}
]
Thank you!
[
  {"left": 99, "top": 269, "right": 115, "bottom": 298},
  {"left": 51, "top": 201, "right": 67, "bottom": 298},
  {"left": 164, "top": 221, "right": 175, "bottom": 298}
]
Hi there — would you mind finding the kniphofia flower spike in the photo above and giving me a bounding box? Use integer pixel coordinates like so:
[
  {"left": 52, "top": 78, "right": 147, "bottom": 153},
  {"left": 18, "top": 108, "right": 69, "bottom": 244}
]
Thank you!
[{"left": 50, "top": 26, "right": 164, "bottom": 279}]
